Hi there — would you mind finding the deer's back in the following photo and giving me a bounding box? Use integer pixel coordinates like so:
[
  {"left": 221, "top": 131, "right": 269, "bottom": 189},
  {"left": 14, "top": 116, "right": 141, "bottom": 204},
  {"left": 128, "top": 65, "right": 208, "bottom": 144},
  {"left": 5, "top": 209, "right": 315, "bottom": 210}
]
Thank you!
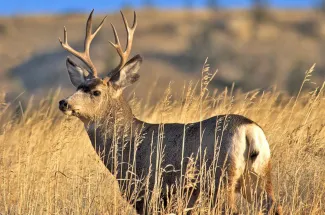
[{"left": 136, "top": 114, "right": 260, "bottom": 187}]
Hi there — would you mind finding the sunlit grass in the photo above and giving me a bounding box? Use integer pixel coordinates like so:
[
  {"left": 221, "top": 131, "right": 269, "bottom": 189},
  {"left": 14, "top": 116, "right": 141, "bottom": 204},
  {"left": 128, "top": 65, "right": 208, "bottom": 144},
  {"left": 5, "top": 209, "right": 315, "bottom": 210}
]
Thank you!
[{"left": 0, "top": 64, "right": 324, "bottom": 214}]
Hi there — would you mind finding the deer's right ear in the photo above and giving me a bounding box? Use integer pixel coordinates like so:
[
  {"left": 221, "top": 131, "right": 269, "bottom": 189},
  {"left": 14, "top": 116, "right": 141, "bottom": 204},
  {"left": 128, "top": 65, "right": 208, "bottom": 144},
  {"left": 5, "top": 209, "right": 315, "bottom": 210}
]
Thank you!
[
  {"left": 66, "top": 58, "right": 87, "bottom": 87},
  {"left": 109, "top": 55, "right": 142, "bottom": 89}
]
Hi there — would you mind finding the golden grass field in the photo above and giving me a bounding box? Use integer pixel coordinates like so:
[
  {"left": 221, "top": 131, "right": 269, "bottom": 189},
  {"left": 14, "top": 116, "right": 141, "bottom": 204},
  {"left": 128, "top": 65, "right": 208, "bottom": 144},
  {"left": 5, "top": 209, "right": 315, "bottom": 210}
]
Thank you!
[{"left": 0, "top": 63, "right": 324, "bottom": 214}]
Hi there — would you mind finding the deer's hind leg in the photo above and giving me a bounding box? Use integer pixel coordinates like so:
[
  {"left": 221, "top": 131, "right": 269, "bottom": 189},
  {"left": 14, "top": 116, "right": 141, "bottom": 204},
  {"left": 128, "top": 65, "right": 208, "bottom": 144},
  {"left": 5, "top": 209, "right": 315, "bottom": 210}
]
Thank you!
[
  {"left": 213, "top": 165, "right": 241, "bottom": 215},
  {"left": 225, "top": 163, "right": 242, "bottom": 215},
  {"left": 239, "top": 161, "right": 282, "bottom": 215}
]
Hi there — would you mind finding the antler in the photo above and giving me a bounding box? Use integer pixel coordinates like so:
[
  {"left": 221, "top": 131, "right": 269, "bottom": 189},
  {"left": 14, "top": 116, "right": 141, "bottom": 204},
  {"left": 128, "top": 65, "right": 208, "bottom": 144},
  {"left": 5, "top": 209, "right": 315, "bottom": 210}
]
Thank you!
[
  {"left": 59, "top": 10, "right": 107, "bottom": 77},
  {"left": 106, "top": 11, "right": 137, "bottom": 80}
]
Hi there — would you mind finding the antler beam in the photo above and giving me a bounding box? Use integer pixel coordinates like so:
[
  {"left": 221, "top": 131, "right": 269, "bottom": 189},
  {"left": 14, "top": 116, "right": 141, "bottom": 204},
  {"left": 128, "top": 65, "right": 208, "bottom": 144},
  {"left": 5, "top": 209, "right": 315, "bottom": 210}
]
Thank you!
[
  {"left": 106, "top": 11, "right": 137, "bottom": 80},
  {"left": 59, "top": 10, "right": 107, "bottom": 77}
]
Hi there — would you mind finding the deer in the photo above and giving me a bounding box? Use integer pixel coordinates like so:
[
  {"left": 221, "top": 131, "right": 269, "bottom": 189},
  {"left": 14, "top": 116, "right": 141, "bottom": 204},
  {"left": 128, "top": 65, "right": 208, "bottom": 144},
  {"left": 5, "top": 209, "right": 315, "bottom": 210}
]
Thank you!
[{"left": 58, "top": 10, "right": 282, "bottom": 215}]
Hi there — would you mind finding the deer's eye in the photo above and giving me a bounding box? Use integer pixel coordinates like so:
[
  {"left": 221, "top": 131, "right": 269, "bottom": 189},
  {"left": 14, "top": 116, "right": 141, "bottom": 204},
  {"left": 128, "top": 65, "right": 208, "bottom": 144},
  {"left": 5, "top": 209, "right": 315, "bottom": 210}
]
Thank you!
[{"left": 92, "top": 90, "right": 101, "bottom": 96}]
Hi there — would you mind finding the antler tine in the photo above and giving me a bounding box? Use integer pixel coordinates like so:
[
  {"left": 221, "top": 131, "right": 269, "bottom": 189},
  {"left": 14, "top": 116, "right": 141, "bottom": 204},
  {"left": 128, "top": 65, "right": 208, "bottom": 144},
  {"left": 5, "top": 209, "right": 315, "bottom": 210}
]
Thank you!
[
  {"left": 122, "top": 11, "right": 137, "bottom": 59},
  {"left": 85, "top": 9, "right": 94, "bottom": 46},
  {"left": 59, "top": 27, "right": 81, "bottom": 62},
  {"left": 59, "top": 10, "right": 107, "bottom": 77},
  {"left": 84, "top": 10, "right": 107, "bottom": 55},
  {"left": 107, "top": 11, "right": 137, "bottom": 79},
  {"left": 109, "top": 24, "right": 122, "bottom": 55}
]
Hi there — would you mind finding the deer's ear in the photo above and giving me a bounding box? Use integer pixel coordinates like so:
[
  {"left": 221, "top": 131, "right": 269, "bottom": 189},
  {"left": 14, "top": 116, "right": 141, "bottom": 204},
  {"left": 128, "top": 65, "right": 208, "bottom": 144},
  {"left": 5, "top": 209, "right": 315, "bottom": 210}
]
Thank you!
[
  {"left": 110, "top": 55, "right": 142, "bottom": 89},
  {"left": 66, "top": 58, "right": 88, "bottom": 87}
]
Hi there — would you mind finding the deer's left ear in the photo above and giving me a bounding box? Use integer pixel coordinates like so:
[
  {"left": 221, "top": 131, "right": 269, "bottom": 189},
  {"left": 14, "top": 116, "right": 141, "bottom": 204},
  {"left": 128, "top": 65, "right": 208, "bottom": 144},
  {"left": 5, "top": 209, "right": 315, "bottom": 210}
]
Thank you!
[
  {"left": 110, "top": 55, "right": 142, "bottom": 89},
  {"left": 66, "top": 57, "right": 88, "bottom": 87}
]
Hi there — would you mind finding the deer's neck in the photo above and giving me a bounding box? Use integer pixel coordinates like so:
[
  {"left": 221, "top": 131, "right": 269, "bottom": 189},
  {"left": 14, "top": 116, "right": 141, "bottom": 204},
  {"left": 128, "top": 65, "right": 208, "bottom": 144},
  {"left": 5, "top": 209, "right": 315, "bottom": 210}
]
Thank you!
[
  {"left": 82, "top": 96, "right": 149, "bottom": 172},
  {"left": 83, "top": 96, "right": 145, "bottom": 142}
]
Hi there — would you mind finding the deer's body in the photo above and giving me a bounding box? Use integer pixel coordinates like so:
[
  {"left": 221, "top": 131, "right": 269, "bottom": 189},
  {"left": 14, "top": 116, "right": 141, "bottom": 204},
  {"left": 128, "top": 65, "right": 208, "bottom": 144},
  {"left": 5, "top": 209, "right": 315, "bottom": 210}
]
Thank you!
[
  {"left": 57, "top": 11, "right": 282, "bottom": 214},
  {"left": 87, "top": 112, "right": 270, "bottom": 188}
]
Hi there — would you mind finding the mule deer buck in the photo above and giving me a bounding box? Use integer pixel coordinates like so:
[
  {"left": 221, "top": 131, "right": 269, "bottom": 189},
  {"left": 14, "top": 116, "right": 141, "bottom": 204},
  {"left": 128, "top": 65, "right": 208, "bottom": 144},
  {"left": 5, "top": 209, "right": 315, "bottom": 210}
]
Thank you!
[{"left": 58, "top": 10, "right": 282, "bottom": 215}]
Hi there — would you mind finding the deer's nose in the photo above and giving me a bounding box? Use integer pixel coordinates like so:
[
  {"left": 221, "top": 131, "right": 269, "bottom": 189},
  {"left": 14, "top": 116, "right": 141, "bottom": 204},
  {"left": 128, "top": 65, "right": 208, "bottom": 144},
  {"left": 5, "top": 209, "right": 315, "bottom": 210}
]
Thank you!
[{"left": 59, "top": 100, "right": 69, "bottom": 111}]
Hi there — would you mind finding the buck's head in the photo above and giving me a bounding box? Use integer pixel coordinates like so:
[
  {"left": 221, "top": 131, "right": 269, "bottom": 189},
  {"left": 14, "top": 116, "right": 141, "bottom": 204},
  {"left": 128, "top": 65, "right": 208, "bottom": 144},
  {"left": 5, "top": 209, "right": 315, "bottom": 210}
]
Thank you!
[{"left": 58, "top": 10, "right": 142, "bottom": 120}]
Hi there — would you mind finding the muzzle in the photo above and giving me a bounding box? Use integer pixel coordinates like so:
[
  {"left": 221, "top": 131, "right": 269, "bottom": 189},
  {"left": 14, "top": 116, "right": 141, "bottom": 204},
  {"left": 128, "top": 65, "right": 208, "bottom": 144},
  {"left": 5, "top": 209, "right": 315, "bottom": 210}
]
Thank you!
[{"left": 59, "top": 99, "right": 69, "bottom": 112}]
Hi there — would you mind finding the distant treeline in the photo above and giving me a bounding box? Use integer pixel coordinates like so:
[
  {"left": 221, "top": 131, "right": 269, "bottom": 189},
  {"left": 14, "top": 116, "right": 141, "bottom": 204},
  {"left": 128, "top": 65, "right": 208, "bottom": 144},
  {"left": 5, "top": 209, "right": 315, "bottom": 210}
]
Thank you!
[{"left": 139, "top": 0, "right": 325, "bottom": 11}]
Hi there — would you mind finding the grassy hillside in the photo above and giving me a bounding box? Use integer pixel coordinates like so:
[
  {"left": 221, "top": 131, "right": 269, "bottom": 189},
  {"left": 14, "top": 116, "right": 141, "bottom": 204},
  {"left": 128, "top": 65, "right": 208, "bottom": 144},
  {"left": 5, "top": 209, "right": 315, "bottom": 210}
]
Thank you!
[{"left": 1, "top": 9, "right": 325, "bottom": 102}]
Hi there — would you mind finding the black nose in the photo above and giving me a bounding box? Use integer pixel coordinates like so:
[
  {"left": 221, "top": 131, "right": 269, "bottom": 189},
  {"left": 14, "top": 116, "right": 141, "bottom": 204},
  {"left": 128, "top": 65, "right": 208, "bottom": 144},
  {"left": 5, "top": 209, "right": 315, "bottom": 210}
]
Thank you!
[{"left": 59, "top": 100, "right": 69, "bottom": 111}]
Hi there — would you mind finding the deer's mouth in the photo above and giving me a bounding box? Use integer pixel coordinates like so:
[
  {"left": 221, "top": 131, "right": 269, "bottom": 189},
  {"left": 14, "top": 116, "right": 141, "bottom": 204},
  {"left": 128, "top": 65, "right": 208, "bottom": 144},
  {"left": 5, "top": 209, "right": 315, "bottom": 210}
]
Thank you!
[
  {"left": 60, "top": 109, "right": 72, "bottom": 116},
  {"left": 71, "top": 109, "right": 80, "bottom": 116},
  {"left": 64, "top": 109, "right": 80, "bottom": 116},
  {"left": 60, "top": 108, "right": 80, "bottom": 117}
]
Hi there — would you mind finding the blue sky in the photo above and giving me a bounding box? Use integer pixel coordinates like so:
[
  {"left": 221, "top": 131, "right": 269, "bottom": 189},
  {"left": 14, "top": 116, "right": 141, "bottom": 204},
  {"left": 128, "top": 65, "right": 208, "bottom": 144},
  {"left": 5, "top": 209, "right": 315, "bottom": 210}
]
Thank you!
[{"left": 1, "top": 0, "right": 314, "bottom": 16}]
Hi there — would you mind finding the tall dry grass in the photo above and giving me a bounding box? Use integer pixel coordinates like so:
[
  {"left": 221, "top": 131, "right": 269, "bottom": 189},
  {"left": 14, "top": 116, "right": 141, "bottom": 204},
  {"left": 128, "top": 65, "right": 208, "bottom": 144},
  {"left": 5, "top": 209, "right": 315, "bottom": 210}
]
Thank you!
[{"left": 0, "top": 63, "right": 324, "bottom": 214}]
